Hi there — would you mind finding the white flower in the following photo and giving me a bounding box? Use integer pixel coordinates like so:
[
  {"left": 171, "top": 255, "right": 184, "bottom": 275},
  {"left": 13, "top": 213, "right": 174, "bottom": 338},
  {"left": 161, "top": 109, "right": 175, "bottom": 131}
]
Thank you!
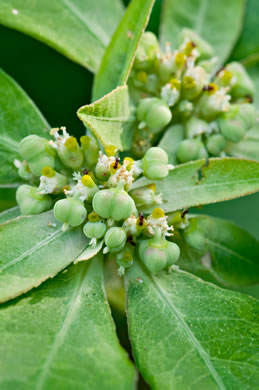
[
  {"left": 38, "top": 176, "right": 57, "bottom": 194},
  {"left": 161, "top": 84, "right": 180, "bottom": 107},
  {"left": 123, "top": 215, "right": 138, "bottom": 235},
  {"left": 208, "top": 88, "right": 231, "bottom": 113},
  {"left": 49, "top": 127, "right": 70, "bottom": 151},
  {"left": 147, "top": 214, "right": 173, "bottom": 237}
]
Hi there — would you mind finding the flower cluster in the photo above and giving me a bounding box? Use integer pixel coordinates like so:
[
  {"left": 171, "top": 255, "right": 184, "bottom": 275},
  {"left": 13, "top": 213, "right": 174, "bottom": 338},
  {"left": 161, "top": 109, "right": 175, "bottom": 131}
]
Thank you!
[
  {"left": 14, "top": 129, "right": 180, "bottom": 275},
  {"left": 129, "top": 29, "right": 257, "bottom": 161}
]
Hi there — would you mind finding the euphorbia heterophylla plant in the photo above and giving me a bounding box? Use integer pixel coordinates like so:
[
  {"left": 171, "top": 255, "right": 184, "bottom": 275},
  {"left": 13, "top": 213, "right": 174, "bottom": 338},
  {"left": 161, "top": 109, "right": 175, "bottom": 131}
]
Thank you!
[{"left": 0, "top": 0, "right": 259, "bottom": 389}]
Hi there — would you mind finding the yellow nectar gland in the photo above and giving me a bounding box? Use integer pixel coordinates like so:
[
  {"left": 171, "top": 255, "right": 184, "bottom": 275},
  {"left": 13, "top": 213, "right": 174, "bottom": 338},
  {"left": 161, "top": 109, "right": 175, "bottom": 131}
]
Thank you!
[
  {"left": 220, "top": 70, "right": 233, "bottom": 85},
  {"left": 147, "top": 183, "right": 156, "bottom": 192},
  {"left": 81, "top": 174, "right": 95, "bottom": 187},
  {"left": 205, "top": 82, "right": 219, "bottom": 95},
  {"left": 183, "top": 76, "right": 196, "bottom": 90},
  {"left": 110, "top": 161, "right": 121, "bottom": 174},
  {"left": 63, "top": 185, "right": 71, "bottom": 192},
  {"left": 88, "top": 212, "right": 100, "bottom": 222},
  {"left": 136, "top": 71, "right": 147, "bottom": 83},
  {"left": 152, "top": 207, "right": 165, "bottom": 219},
  {"left": 184, "top": 41, "right": 196, "bottom": 56},
  {"left": 123, "top": 157, "right": 134, "bottom": 171},
  {"left": 41, "top": 166, "right": 56, "bottom": 178},
  {"left": 80, "top": 135, "right": 91, "bottom": 149},
  {"left": 175, "top": 52, "right": 186, "bottom": 68},
  {"left": 65, "top": 136, "right": 78, "bottom": 152},
  {"left": 105, "top": 144, "right": 117, "bottom": 157},
  {"left": 169, "top": 78, "right": 181, "bottom": 90}
]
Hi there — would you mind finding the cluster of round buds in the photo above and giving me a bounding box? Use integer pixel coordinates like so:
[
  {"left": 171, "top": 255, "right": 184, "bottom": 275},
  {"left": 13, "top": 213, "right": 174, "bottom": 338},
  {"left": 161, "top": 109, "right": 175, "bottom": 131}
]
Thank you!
[
  {"left": 14, "top": 130, "right": 180, "bottom": 274},
  {"left": 128, "top": 29, "right": 257, "bottom": 161}
]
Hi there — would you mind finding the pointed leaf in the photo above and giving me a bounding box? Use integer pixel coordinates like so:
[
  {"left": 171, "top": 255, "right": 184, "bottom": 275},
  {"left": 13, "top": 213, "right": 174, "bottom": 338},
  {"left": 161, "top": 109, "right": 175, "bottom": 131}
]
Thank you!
[
  {"left": 160, "top": 0, "right": 245, "bottom": 65},
  {"left": 126, "top": 261, "right": 259, "bottom": 389},
  {"left": 177, "top": 215, "right": 259, "bottom": 287},
  {"left": 74, "top": 240, "right": 103, "bottom": 263},
  {"left": 93, "top": 0, "right": 155, "bottom": 100},
  {"left": 0, "top": 206, "right": 20, "bottom": 224},
  {"left": 0, "top": 256, "right": 137, "bottom": 389},
  {"left": 132, "top": 158, "right": 259, "bottom": 213},
  {"left": 0, "top": 69, "right": 50, "bottom": 187},
  {"left": 77, "top": 85, "right": 134, "bottom": 151},
  {"left": 0, "top": 210, "right": 88, "bottom": 303},
  {"left": 0, "top": 0, "right": 124, "bottom": 72}
]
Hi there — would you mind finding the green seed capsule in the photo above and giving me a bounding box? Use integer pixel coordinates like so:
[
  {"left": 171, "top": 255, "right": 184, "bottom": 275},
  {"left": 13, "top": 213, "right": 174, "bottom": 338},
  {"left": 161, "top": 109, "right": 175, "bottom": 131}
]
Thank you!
[
  {"left": 54, "top": 198, "right": 87, "bottom": 227},
  {"left": 83, "top": 220, "right": 107, "bottom": 240},
  {"left": 225, "top": 62, "right": 255, "bottom": 98},
  {"left": 104, "top": 227, "right": 127, "bottom": 253},
  {"left": 142, "top": 147, "right": 172, "bottom": 180},
  {"left": 218, "top": 103, "right": 257, "bottom": 143},
  {"left": 185, "top": 117, "right": 210, "bottom": 138},
  {"left": 19, "top": 135, "right": 56, "bottom": 176},
  {"left": 93, "top": 186, "right": 135, "bottom": 221},
  {"left": 139, "top": 237, "right": 180, "bottom": 273},
  {"left": 16, "top": 184, "right": 53, "bottom": 215},
  {"left": 80, "top": 135, "right": 99, "bottom": 169},
  {"left": 136, "top": 98, "right": 172, "bottom": 132},
  {"left": 206, "top": 134, "right": 226, "bottom": 156},
  {"left": 134, "top": 32, "right": 159, "bottom": 71},
  {"left": 176, "top": 139, "right": 202, "bottom": 163},
  {"left": 116, "top": 246, "right": 134, "bottom": 268}
]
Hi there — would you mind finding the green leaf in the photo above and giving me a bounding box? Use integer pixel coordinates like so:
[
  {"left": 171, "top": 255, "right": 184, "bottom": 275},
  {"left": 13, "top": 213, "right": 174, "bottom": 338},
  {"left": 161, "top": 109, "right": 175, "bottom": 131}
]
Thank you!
[
  {"left": 158, "top": 125, "right": 184, "bottom": 165},
  {"left": 231, "top": 0, "right": 259, "bottom": 62},
  {"left": 132, "top": 158, "right": 259, "bottom": 213},
  {"left": 0, "top": 206, "right": 20, "bottom": 224},
  {"left": 74, "top": 240, "right": 104, "bottom": 263},
  {"left": 160, "top": 0, "right": 245, "bottom": 65},
  {"left": 77, "top": 85, "right": 134, "bottom": 151},
  {"left": 93, "top": 0, "right": 155, "bottom": 100},
  {"left": 126, "top": 261, "right": 259, "bottom": 389},
  {"left": 0, "top": 188, "right": 16, "bottom": 212},
  {"left": 0, "top": 210, "right": 88, "bottom": 303},
  {"left": 0, "top": 0, "right": 124, "bottom": 72},
  {"left": 0, "top": 255, "right": 137, "bottom": 389},
  {"left": 226, "top": 123, "right": 259, "bottom": 160},
  {"left": 0, "top": 69, "right": 50, "bottom": 186},
  {"left": 177, "top": 215, "right": 259, "bottom": 287}
]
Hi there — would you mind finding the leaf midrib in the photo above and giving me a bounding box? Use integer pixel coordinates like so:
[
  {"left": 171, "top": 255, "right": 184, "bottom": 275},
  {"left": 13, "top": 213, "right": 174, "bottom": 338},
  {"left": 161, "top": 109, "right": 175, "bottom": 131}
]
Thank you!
[
  {"left": 149, "top": 270, "right": 226, "bottom": 390},
  {"left": 35, "top": 262, "right": 89, "bottom": 390}
]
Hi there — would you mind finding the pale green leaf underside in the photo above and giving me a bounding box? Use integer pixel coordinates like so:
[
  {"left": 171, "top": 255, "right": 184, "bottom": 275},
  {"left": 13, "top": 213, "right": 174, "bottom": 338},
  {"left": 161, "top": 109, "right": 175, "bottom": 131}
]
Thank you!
[
  {"left": 178, "top": 215, "right": 259, "bottom": 287},
  {"left": 126, "top": 261, "right": 259, "bottom": 389},
  {"left": 93, "top": 0, "right": 155, "bottom": 100},
  {"left": 0, "top": 68, "right": 50, "bottom": 186},
  {"left": 0, "top": 256, "right": 136, "bottom": 390},
  {"left": 74, "top": 240, "right": 103, "bottom": 263},
  {"left": 160, "top": 0, "right": 245, "bottom": 65},
  {"left": 0, "top": 0, "right": 124, "bottom": 72},
  {"left": 132, "top": 158, "right": 259, "bottom": 213},
  {"left": 0, "top": 206, "right": 20, "bottom": 224},
  {"left": 0, "top": 210, "right": 88, "bottom": 303},
  {"left": 77, "top": 85, "right": 134, "bottom": 151}
]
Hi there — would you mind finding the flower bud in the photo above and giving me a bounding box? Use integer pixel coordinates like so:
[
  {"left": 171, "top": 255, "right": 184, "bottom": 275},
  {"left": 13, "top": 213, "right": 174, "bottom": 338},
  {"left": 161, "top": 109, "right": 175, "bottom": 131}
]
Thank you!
[
  {"left": 142, "top": 147, "right": 173, "bottom": 180},
  {"left": 176, "top": 139, "right": 202, "bottom": 163},
  {"left": 16, "top": 184, "right": 53, "bottom": 215},
  {"left": 58, "top": 136, "right": 84, "bottom": 170},
  {"left": 104, "top": 227, "right": 127, "bottom": 253},
  {"left": 206, "top": 134, "right": 226, "bottom": 156},
  {"left": 139, "top": 237, "right": 180, "bottom": 273},
  {"left": 38, "top": 166, "right": 67, "bottom": 194},
  {"left": 130, "top": 184, "right": 162, "bottom": 209},
  {"left": 116, "top": 246, "right": 134, "bottom": 268},
  {"left": 136, "top": 98, "right": 172, "bottom": 132},
  {"left": 178, "top": 28, "right": 214, "bottom": 60},
  {"left": 80, "top": 135, "right": 99, "bottom": 169},
  {"left": 225, "top": 62, "right": 255, "bottom": 98},
  {"left": 92, "top": 185, "right": 135, "bottom": 221},
  {"left": 54, "top": 198, "right": 87, "bottom": 227},
  {"left": 14, "top": 160, "right": 34, "bottom": 181},
  {"left": 19, "top": 135, "right": 56, "bottom": 176},
  {"left": 218, "top": 103, "right": 257, "bottom": 143},
  {"left": 134, "top": 32, "right": 159, "bottom": 71},
  {"left": 185, "top": 117, "right": 210, "bottom": 138},
  {"left": 198, "top": 84, "right": 231, "bottom": 119},
  {"left": 182, "top": 66, "right": 208, "bottom": 100}
]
